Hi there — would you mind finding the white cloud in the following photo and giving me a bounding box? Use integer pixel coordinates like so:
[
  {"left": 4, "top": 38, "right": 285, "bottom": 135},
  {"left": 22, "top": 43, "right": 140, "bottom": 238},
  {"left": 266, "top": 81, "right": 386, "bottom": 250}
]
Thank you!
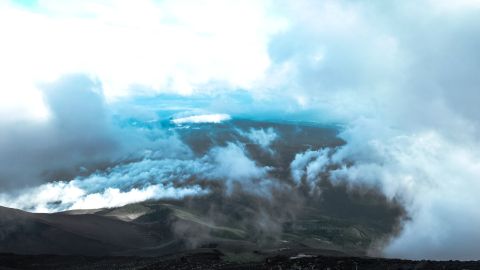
[
  {"left": 270, "top": 0, "right": 480, "bottom": 259},
  {"left": 0, "top": 156, "right": 209, "bottom": 212},
  {"left": 172, "top": 113, "right": 231, "bottom": 125},
  {"left": 0, "top": 141, "right": 273, "bottom": 212},
  {"left": 290, "top": 149, "right": 329, "bottom": 184},
  {"left": 0, "top": 0, "right": 286, "bottom": 122},
  {"left": 0, "top": 180, "right": 203, "bottom": 213},
  {"left": 241, "top": 127, "right": 278, "bottom": 153},
  {"left": 328, "top": 130, "right": 480, "bottom": 260},
  {"left": 70, "top": 185, "right": 204, "bottom": 211},
  {"left": 208, "top": 142, "right": 271, "bottom": 191}
]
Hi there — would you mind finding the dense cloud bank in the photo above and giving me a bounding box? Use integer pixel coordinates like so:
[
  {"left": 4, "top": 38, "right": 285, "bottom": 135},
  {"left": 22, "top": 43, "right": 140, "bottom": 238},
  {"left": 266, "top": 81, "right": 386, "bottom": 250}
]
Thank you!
[
  {"left": 265, "top": 1, "right": 480, "bottom": 260},
  {"left": 1, "top": 0, "right": 480, "bottom": 260}
]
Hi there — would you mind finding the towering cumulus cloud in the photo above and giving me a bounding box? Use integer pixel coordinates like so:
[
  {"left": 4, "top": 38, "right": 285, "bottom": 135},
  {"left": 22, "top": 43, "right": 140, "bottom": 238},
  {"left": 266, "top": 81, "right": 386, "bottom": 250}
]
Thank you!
[{"left": 0, "top": 0, "right": 480, "bottom": 260}]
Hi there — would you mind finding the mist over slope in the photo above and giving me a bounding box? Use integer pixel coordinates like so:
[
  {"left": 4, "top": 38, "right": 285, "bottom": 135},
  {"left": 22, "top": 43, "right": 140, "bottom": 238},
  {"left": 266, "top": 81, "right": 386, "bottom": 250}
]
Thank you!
[
  {"left": 0, "top": 117, "right": 403, "bottom": 257},
  {"left": 1, "top": 0, "right": 480, "bottom": 260}
]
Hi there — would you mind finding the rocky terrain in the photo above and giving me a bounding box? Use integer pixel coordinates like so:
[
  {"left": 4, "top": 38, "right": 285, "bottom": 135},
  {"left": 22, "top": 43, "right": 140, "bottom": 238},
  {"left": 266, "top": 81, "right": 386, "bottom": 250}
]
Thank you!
[{"left": 1, "top": 251, "right": 480, "bottom": 270}]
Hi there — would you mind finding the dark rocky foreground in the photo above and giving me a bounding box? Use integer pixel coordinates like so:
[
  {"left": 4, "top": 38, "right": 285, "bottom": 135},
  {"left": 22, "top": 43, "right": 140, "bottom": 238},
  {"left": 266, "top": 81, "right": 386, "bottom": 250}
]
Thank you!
[{"left": 1, "top": 252, "right": 480, "bottom": 270}]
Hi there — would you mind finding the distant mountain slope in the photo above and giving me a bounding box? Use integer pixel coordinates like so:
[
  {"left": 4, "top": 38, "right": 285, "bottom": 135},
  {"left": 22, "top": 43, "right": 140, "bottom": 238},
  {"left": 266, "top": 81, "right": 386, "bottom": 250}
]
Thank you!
[
  {"left": 0, "top": 206, "right": 170, "bottom": 256},
  {"left": 0, "top": 193, "right": 400, "bottom": 257}
]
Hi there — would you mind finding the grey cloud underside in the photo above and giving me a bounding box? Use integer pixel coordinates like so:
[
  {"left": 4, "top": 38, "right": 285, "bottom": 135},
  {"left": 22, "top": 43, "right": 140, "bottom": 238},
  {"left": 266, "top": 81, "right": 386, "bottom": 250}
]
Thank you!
[{"left": 0, "top": 75, "right": 125, "bottom": 190}]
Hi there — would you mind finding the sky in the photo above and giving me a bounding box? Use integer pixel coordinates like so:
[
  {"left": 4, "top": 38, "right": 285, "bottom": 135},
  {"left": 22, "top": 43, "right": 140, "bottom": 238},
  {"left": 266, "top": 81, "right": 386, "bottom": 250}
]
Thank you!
[{"left": 1, "top": 0, "right": 480, "bottom": 260}]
